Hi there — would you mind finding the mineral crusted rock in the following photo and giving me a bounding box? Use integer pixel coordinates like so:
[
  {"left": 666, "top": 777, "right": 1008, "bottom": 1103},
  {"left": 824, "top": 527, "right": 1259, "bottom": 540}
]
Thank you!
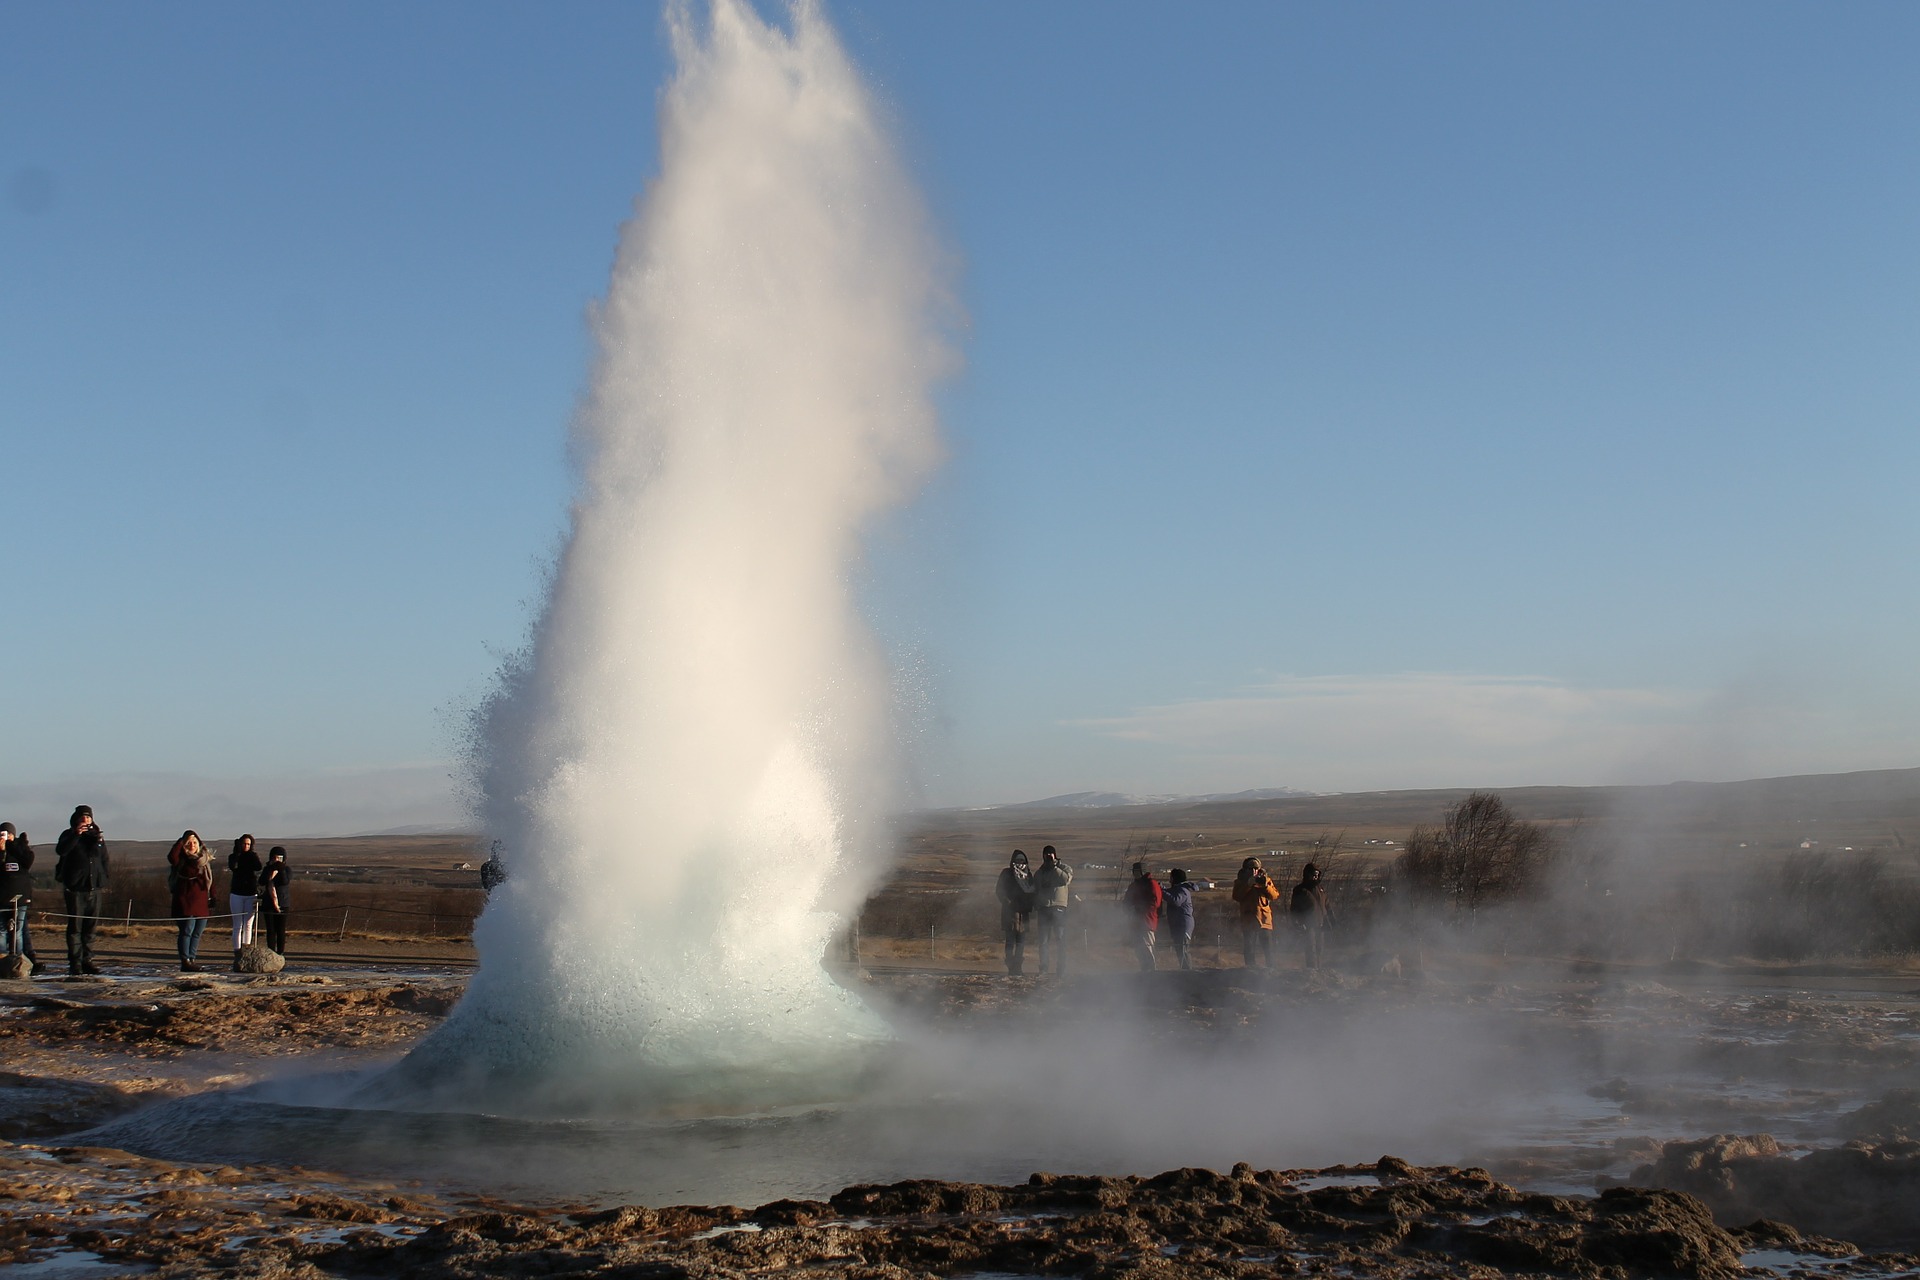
[{"left": 236, "top": 943, "right": 286, "bottom": 974}]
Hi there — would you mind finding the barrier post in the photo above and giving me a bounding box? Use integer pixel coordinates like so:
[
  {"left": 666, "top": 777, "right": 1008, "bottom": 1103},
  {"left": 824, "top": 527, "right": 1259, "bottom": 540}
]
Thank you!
[{"left": 338, "top": 909, "right": 349, "bottom": 942}]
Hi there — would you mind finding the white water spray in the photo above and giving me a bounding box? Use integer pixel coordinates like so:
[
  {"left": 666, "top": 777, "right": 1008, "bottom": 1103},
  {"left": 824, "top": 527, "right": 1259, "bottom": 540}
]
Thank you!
[{"left": 396, "top": 0, "right": 952, "bottom": 1110}]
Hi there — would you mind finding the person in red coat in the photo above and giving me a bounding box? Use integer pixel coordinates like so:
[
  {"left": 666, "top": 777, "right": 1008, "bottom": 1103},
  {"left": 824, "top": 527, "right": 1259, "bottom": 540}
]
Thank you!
[
  {"left": 1122, "top": 860, "right": 1164, "bottom": 972},
  {"left": 167, "top": 831, "right": 215, "bottom": 972}
]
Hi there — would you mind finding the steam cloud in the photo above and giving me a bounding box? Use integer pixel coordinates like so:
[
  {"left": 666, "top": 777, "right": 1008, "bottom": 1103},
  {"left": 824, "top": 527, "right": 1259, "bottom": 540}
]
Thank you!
[{"left": 395, "top": 0, "right": 954, "bottom": 1110}]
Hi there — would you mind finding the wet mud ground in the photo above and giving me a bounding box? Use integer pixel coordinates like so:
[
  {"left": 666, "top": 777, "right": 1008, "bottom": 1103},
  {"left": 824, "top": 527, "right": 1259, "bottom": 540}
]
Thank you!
[{"left": 5, "top": 958, "right": 1920, "bottom": 1277}]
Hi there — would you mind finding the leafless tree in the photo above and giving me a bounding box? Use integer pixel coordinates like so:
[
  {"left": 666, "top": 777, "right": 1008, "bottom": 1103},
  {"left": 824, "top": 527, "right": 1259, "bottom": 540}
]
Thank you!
[{"left": 1398, "top": 792, "right": 1551, "bottom": 914}]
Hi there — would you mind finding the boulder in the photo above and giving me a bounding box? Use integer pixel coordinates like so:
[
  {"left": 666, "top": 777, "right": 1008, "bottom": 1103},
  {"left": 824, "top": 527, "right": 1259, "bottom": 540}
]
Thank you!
[
  {"left": 1634, "top": 1131, "right": 1920, "bottom": 1250},
  {"left": 236, "top": 943, "right": 285, "bottom": 974}
]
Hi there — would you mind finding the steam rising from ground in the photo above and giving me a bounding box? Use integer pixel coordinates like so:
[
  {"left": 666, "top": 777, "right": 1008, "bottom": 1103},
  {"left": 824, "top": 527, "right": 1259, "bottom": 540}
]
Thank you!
[{"left": 396, "top": 0, "right": 952, "bottom": 1108}]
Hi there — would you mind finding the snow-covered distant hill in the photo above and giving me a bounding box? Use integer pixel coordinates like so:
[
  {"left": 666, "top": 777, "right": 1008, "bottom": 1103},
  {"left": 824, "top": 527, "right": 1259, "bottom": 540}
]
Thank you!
[{"left": 983, "top": 786, "right": 1319, "bottom": 811}]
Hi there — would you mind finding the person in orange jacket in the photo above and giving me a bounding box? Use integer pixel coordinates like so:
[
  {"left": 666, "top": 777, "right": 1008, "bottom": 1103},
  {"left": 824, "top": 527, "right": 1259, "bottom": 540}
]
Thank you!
[{"left": 1231, "top": 856, "right": 1281, "bottom": 968}]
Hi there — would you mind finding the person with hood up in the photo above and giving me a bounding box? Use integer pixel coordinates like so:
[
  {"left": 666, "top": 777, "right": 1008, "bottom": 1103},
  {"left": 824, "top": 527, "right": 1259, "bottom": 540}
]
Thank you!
[
  {"left": 1289, "top": 862, "right": 1335, "bottom": 970},
  {"left": 479, "top": 842, "right": 507, "bottom": 896},
  {"left": 228, "top": 833, "right": 264, "bottom": 966},
  {"left": 167, "top": 830, "right": 214, "bottom": 972},
  {"left": 994, "top": 849, "right": 1036, "bottom": 976},
  {"left": 2, "top": 826, "right": 44, "bottom": 974},
  {"left": 259, "top": 847, "right": 291, "bottom": 955},
  {"left": 1, "top": 822, "right": 34, "bottom": 967},
  {"left": 1231, "top": 855, "right": 1281, "bottom": 969},
  {"left": 1122, "top": 860, "right": 1163, "bottom": 971},
  {"left": 54, "top": 805, "right": 110, "bottom": 975},
  {"left": 1161, "top": 868, "right": 1199, "bottom": 971},
  {"left": 1033, "top": 845, "right": 1074, "bottom": 976}
]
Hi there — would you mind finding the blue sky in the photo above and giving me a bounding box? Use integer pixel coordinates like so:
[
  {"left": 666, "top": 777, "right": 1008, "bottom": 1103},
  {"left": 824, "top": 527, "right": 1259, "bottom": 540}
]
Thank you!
[{"left": 3, "top": 2, "right": 1916, "bottom": 836}]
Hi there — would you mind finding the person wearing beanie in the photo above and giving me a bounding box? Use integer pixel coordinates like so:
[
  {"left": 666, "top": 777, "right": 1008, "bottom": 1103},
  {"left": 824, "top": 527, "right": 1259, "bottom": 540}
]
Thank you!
[
  {"left": 53, "top": 805, "right": 110, "bottom": 975},
  {"left": 1161, "top": 868, "right": 1199, "bottom": 971},
  {"left": 1033, "top": 846, "right": 1074, "bottom": 976},
  {"left": 994, "top": 849, "right": 1035, "bottom": 976},
  {"left": 258, "top": 847, "right": 291, "bottom": 956},
  {"left": 1289, "top": 862, "right": 1335, "bottom": 971}
]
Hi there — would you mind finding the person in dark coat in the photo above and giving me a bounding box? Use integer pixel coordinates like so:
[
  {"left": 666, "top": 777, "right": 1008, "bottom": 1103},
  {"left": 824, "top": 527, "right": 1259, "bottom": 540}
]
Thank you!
[
  {"left": 167, "top": 830, "right": 214, "bottom": 971},
  {"left": 1, "top": 822, "right": 33, "bottom": 965},
  {"left": 1161, "top": 868, "right": 1198, "bottom": 971},
  {"left": 479, "top": 842, "right": 507, "bottom": 896},
  {"left": 994, "top": 849, "right": 1035, "bottom": 975},
  {"left": 259, "top": 847, "right": 290, "bottom": 956},
  {"left": 53, "top": 805, "right": 110, "bottom": 975},
  {"left": 1289, "top": 862, "right": 1335, "bottom": 970},
  {"left": 2, "top": 827, "right": 44, "bottom": 974},
  {"left": 228, "top": 833, "right": 263, "bottom": 965},
  {"left": 1122, "top": 860, "right": 1163, "bottom": 972}
]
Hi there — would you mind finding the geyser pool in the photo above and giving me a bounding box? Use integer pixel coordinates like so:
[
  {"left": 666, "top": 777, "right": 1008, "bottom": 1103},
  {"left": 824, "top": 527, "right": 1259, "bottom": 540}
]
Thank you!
[{"left": 379, "top": 0, "right": 954, "bottom": 1111}]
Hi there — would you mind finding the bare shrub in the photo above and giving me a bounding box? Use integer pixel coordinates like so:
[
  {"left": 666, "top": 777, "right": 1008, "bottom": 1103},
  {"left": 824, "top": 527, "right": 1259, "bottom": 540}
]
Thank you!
[{"left": 1398, "top": 792, "right": 1552, "bottom": 915}]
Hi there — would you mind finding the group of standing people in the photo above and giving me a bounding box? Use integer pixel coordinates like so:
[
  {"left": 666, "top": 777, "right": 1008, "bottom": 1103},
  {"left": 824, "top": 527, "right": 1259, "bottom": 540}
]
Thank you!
[
  {"left": 167, "top": 830, "right": 292, "bottom": 971},
  {"left": 1229, "top": 855, "right": 1334, "bottom": 970},
  {"left": 0, "top": 805, "right": 293, "bottom": 977},
  {"left": 0, "top": 805, "right": 117, "bottom": 976},
  {"left": 993, "top": 846, "right": 1075, "bottom": 975},
  {"left": 993, "top": 847, "right": 1336, "bottom": 976}
]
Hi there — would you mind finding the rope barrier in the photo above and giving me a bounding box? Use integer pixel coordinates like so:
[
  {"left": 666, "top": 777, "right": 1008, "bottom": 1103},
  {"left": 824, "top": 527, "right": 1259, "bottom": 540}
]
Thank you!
[{"left": 18, "top": 904, "right": 480, "bottom": 924}]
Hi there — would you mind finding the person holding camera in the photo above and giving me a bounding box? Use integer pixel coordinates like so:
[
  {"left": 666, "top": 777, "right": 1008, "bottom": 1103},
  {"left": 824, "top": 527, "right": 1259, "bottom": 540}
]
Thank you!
[
  {"left": 995, "top": 849, "right": 1036, "bottom": 976},
  {"left": 53, "top": 805, "right": 110, "bottom": 975},
  {"left": 259, "top": 847, "right": 291, "bottom": 956},
  {"left": 1231, "top": 855, "right": 1280, "bottom": 969},
  {"left": 1033, "top": 845, "right": 1074, "bottom": 976}
]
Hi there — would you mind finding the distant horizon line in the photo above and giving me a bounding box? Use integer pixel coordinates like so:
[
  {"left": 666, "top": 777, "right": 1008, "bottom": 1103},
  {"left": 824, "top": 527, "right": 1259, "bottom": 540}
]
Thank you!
[{"left": 64, "top": 762, "right": 1919, "bottom": 843}]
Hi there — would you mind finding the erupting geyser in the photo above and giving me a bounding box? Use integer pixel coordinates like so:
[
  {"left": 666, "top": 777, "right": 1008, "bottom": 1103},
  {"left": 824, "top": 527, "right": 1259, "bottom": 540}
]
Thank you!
[{"left": 387, "top": 0, "right": 953, "bottom": 1112}]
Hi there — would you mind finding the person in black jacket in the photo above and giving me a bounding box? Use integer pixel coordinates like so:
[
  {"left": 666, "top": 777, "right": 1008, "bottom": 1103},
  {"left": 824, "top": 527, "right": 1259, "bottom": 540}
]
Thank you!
[
  {"left": 53, "top": 805, "right": 110, "bottom": 975},
  {"left": 258, "top": 847, "right": 290, "bottom": 956},
  {"left": 228, "top": 834, "right": 263, "bottom": 967},
  {"left": 2, "top": 827, "right": 44, "bottom": 975},
  {"left": 994, "top": 850, "right": 1035, "bottom": 975},
  {"left": 1, "top": 822, "right": 32, "bottom": 964}
]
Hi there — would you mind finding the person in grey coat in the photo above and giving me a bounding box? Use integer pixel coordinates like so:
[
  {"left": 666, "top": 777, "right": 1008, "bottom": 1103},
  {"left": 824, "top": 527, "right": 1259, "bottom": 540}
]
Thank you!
[{"left": 1032, "top": 845, "right": 1074, "bottom": 976}]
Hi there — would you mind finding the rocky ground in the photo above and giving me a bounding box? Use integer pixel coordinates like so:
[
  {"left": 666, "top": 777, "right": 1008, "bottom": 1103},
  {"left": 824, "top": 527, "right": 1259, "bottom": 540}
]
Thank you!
[
  {"left": 5, "top": 1141, "right": 1914, "bottom": 1280},
  {"left": 6, "top": 962, "right": 1920, "bottom": 1277}
]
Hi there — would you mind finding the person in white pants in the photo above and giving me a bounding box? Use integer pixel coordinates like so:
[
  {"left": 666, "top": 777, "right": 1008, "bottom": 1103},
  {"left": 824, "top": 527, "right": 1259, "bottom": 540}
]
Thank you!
[{"left": 228, "top": 833, "right": 263, "bottom": 962}]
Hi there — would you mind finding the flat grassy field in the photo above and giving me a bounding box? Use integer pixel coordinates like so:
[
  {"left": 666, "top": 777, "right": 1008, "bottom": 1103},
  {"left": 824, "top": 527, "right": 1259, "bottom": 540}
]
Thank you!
[{"left": 49, "top": 766, "right": 1920, "bottom": 970}]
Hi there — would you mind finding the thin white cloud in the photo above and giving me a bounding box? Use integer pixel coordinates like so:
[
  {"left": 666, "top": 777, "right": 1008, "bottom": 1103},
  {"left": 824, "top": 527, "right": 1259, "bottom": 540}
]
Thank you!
[
  {"left": 0, "top": 763, "right": 469, "bottom": 842},
  {"left": 1073, "top": 673, "right": 1730, "bottom": 792}
]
